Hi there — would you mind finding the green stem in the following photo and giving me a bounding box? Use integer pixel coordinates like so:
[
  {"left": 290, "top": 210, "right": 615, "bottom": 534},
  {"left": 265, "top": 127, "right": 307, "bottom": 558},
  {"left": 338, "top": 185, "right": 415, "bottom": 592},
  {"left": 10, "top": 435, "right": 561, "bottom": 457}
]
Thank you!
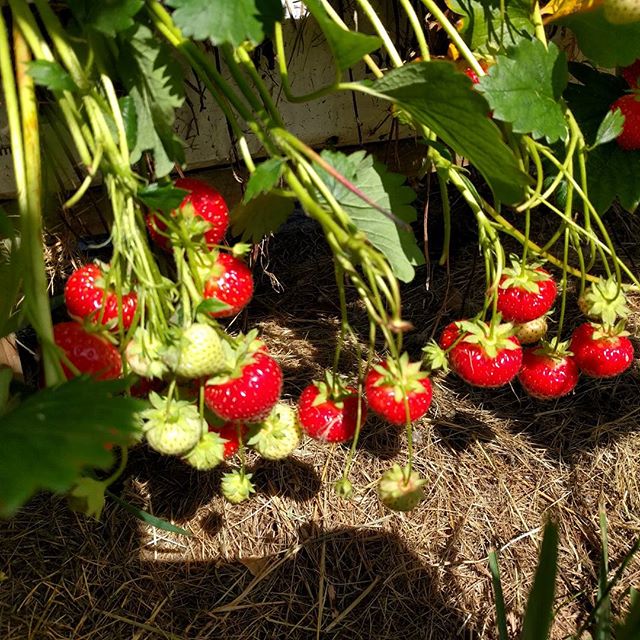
[
  {"left": 354, "top": 0, "right": 403, "bottom": 68},
  {"left": 556, "top": 227, "right": 570, "bottom": 342},
  {"left": 399, "top": 0, "right": 430, "bottom": 60}
]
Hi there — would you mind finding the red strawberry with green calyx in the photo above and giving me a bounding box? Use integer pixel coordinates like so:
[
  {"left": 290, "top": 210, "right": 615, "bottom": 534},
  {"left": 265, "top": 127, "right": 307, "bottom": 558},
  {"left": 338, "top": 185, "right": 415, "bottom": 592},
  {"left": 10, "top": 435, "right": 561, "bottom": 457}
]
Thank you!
[
  {"left": 365, "top": 353, "right": 432, "bottom": 425},
  {"left": 578, "top": 276, "right": 630, "bottom": 327},
  {"left": 496, "top": 259, "right": 557, "bottom": 324},
  {"left": 201, "top": 251, "right": 254, "bottom": 318},
  {"left": 64, "top": 263, "right": 137, "bottom": 330},
  {"left": 298, "top": 374, "right": 367, "bottom": 443},
  {"left": 570, "top": 322, "right": 634, "bottom": 378},
  {"left": 204, "top": 332, "right": 282, "bottom": 422},
  {"left": 210, "top": 421, "right": 248, "bottom": 459},
  {"left": 610, "top": 94, "right": 640, "bottom": 150},
  {"left": 448, "top": 319, "right": 522, "bottom": 388},
  {"left": 518, "top": 341, "right": 579, "bottom": 400}
]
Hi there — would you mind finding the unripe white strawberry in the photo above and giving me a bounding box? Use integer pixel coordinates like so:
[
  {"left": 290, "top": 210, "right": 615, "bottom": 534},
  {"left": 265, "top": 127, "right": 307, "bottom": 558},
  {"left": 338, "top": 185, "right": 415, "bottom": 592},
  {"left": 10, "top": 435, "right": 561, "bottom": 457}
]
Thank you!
[
  {"left": 221, "top": 470, "right": 255, "bottom": 504},
  {"left": 515, "top": 316, "right": 548, "bottom": 345},
  {"left": 125, "top": 328, "right": 168, "bottom": 378},
  {"left": 142, "top": 393, "right": 204, "bottom": 456},
  {"left": 247, "top": 403, "right": 301, "bottom": 460},
  {"left": 378, "top": 464, "right": 426, "bottom": 512},
  {"left": 603, "top": 0, "right": 640, "bottom": 24},
  {"left": 183, "top": 431, "right": 227, "bottom": 470},
  {"left": 163, "top": 323, "right": 226, "bottom": 379}
]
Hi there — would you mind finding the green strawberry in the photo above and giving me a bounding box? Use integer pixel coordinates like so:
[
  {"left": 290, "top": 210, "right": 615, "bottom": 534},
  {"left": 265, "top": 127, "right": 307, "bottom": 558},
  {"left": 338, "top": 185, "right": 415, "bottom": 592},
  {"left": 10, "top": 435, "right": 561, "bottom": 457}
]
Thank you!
[
  {"left": 183, "top": 431, "right": 227, "bottom": 470},
  {"left": 247, "top": 403, "right": 301, "bottom": 460},
  {"left": 603, "top": 0, "right": 640, "bottom": 24},
  {"left": 125, "top": 327, "right": 168, "bottom": 378},
  {"left": 378, "top": 464, "right": 426, "bottom": 512},
  {"left": 221, "top": 470, "right": 255, "bottom": 504},
  {"left": 142, "top": 393, "right": 204, "bottom": 456},
  {"left": 162, "top": 323, "right": 226, "bottom": 379}
]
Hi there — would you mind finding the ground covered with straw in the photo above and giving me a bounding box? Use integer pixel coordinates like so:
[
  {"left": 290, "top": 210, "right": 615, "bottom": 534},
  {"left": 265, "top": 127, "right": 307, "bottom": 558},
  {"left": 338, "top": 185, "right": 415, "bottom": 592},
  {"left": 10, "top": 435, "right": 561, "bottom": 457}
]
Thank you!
[{"left": 2, "top": 199, "right": 640, "bottom": 640}]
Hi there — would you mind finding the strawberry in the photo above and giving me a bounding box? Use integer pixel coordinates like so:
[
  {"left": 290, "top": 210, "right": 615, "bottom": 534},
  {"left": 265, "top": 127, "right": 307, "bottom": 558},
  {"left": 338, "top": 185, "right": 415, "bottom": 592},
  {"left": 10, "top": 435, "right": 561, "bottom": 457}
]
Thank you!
[
  {"left": 611, "top": 94, "right": 640, "bottom": 150},
  {"left": 447, "top": 319, "right": 522, "bottom": 388},
  {"left": 210, "top": 421, "right": 248, "bottom": 459},
  {"left": 365, "top": 353, "right": 432, "bottom": 425},
  {"left": 162, "top": 323, "right": 226, "bottom": 379},
  {"left": 64, "top": 264, "right": 137, "bottom": 330},
  {"left": 125, "top": 328, "right": 169, "bottom": 379},
  {"left": 496, "top": 260, "right": 557, "bottom": 324},
  {"left": 578, "top": 277, "right": 630, "bottom": 326},
  {"left": 53, "top": 322, "right": 122, "bottom": 380},
  {"left": 204, "top": 335, "right": 282, "bottom": 422},
  {"left": 202, "top": 252, "right": 254, "bottom": 318},
  {"left": 438, "top": 321, "right": 463, "bottom": 350},
  {"left": 515, "top": 316, "right": 548, "bottom": 345},
  {"left": 147, "top": 178, "right": 229, "bottom": 251},
  {"left": 378, "top": 464, "right": 426, "bottom": 512},
  {"left": 622, "top": 60, "right": 640, "bottom": 88},
  {"left": 570, "top": 322, "right": 634, "bottom": 378},
  {"left": 464, "top": 67, "right": 480, "bottom": 84},
  {"left": 141, "top": 393, "right": 204, "bottom": 456},
  {"left": 603, "top": 0, "right": 640, "bottom": 24},
  {"left": 248, "top": 403, "right": 301, "bottom": 460},
  {"left": 518, "top": 343, "right": 579, "bottom": 400},
  {"left": 183, "top": 430, "right": 227, "bottom": 470},
  {"left": 298, "top": 375, "right": 367, "bottom": 443},
  {"left": 221, "top": 470, "right": 255, "bottom": 504}
]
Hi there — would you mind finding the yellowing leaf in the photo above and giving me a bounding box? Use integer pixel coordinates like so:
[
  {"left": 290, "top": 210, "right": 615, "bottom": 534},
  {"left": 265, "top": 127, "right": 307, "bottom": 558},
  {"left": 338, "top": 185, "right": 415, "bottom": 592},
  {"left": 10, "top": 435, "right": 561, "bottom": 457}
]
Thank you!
[{"left": 541, "top": 0, "right": 602, "bottom": 22}]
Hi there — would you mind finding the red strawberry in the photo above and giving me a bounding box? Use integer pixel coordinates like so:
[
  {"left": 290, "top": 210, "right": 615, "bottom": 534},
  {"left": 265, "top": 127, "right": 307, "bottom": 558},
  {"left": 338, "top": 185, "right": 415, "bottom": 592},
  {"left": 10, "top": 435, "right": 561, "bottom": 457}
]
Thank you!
[
  {"left": 464, "top": 67, "right": 480, "bottom": 84},
  {"left": 202, "top": 252, "right": 254, "bottom": 318},
  {"left": 204, "top": 337, "right": 282, "bottom": 422},
  {"left": 147, "top": 178, "right": 229, "bottom": 251},
  {"left": 570, "top": 322, "right": 634, "bottom": 378},
  {"left": 622, "top": 60, "right": 640, "bottom": 88},
  {"left": 298, "top": 376, "right": 367, "bottom": 443},
  {"left": 365, "top": 353, "right": 432, "bottom": 425},
  {"left": 439, "top": 321, "right": 462, "bottom": 350},
  {"left": 518, "top": 344, "right": 579, "bottom": 400},
  {"left": 611, "top": 94, "right": 640, "bottom": 151},
  {"left": 448, "top": 319, "right": 522, "bottom": 388},
  {"left": 64, "top": 264, "right": 137, "bottom": 330},
  {"left": 209, "top": 422, "right": 248, "bottom": 459},
  {"left": 496, "top": 261, "right": 557, "bottom": 324},
  {"left": 53, "top": 322, "right": 122, "bottom": 380}
]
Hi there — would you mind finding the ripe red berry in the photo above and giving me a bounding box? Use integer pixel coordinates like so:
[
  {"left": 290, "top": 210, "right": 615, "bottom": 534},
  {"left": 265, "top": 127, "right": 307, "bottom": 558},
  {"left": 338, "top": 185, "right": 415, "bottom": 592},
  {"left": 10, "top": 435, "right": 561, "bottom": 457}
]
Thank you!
[
  {"left": 209, "top": 422, "right": 248, "bottom": 459},
  {"left": 204, "top": 351, "right": 282, "bottom": 422},
  {"left": 64, "top": 264, "right": 137, "bottom": 330},
  {"left": 518, "top": 349, "right": 579, "bottom": 400},
  {"left": 203, "top": 252, "right": 254, "bottom": 318},
  {"left": 147, "top": 178, "right": 229, "bottom": 250},
  {"left": 464, "top": 67, "right": 480, "bottom": 84},
  {"left": 622, "top": 60, "right": 640, "bottom": 88},
  {"left": 298, "top": 382, "right": 367, "bottom": 443},
  {"left": 611, "top": 94, "right": 640, "bottom": 151},
  {"left": 53, "top": 322, "right": 122, "bottom": 381},
  {"left": 497, "top": 266, "right": 557, "bottom": 324},
  {"left": 439, "top": 321, "right": 462, "bottom": 350},
  {"left": 570, "top": 323, "right": 634, "bottom": 378}
]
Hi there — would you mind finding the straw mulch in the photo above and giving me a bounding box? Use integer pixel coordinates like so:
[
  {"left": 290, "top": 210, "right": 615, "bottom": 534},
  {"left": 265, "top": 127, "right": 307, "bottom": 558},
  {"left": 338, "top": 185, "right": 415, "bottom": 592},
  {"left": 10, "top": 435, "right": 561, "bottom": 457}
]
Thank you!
[{"left": 2, "top": 200, "right": 640, "bottom": 640}]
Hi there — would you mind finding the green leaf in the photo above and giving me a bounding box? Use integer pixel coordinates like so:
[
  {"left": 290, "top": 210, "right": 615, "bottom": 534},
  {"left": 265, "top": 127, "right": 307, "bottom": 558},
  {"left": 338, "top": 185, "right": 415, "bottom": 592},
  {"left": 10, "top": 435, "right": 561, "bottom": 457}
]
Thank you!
[
  {"left": 370, "top": 61, "right": 530, "bottom": 204},
  {"left": 0, "top": 367, "right": 11, "bottom": 416},
  {"left": 67, "top": 477, "right": 107, "bottom": 519},
  {"left": 119, "top": 96, "right": 137, "bottom": 152},
  {"left": 167, "top": 0, "right": 283, "bottom": 46},
  {"left": 488, "top": 550, "right": 510, "bottom": 640},
  {"left": 27, "top": 61, "right": 77, "bottom": 93},
  {"left": 315, "top": 150, "right": 424, "bottom": 283},
  {"left": 521, "top": 522, "right": 558, "bottom": 640},
  {"left": 138, "top": 184, "right": 188, "bottom": 213},
  {"left": 303, "top": 0, "right": 382, "bottom": 71},
  {"left": 68, "top": 0, "right": 144, "bottom": 37},
  {"left": 244, "top": 158, "right": 287, "bottom": 203},
  {"left": 559, "top": 8, "right": 640, "bottom": 67},
  {"left": 476, "top": 39, "right": 568, "bottom": 143},
  {"left": 447, "top": 0, "right": 535, "bottom": 54},
  {"left": 106, "top": 490, "right": 192, "bottom": 536},
  {"left": 230, "top": 192, "right": 295, "bottom": 243},
  {"left": 617, "top": 588, "right": 640, "bottom": 640},
  {"left": 592, "top": 106, "right": 625, "bottom": 149},
  {"left": 0, "top": 378, "right": 145, "bottom": 518},
  {"left": 196, "top": 298, "right": 233, "bottom": 315},
  {"left": 119, "top": 24, "right": 185, "bottom": 177}
]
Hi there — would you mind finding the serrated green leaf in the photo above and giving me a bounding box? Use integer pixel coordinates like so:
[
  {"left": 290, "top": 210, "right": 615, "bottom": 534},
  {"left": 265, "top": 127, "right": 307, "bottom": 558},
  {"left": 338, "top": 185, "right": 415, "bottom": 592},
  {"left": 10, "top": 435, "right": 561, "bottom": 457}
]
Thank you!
[
  {"left": 303, "top": 0, "right": 382, "bottom": 71},
  {"left": 244, "top": 158, "right": 286, "bottom": 203},
  {"left": 521, "top": 522, "right": 558, "bottom": 640},
  {"left": 138, "top": 184, "right": 188, "bottom": 213},
  {"left": 230, "top": 192, "right": 295, "bottom": 243},
  {"left": 592, "top": 108, "right": 625, "bottom": 148},
  {"left": 167, "top": 0, "right": 283, "bottom": 46},
  {"left": 314, "top": 150, "right": 424, "bottom": 283},
  {"left": 119, "top": 96, "right": 137, "bottom": 152},
  {"left": 0, "top": 378, "right": 145, "bottom": 518},
  {"left": 476, "top": 40, "right": 568, "bottom": 143},
  {"left": 68, "top": 0, "right": 144, "bottom": 37},
  {"left": 559, "top": 8, "right": 640, "bottom": 67},
  {"left": 370, "top": 61, "right": 530, "bottom": 204},
  {"left": 27, "top": 61, "right": 77, "bottom": 93},
  {"left": 119, "top": 24, "right": 185, "bottom": 177}
]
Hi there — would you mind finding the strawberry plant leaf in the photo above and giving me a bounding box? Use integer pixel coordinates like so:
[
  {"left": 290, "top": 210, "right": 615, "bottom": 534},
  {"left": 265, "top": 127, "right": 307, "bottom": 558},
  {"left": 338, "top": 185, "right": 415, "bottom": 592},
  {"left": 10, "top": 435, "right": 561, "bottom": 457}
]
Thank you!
[
  {"left": 476, "top": 39, "right": 568, "bottom": 143},
  {"left": 67, "top": 0, "right": 144, "bottom": 37},
  {"left": 0, "top": 378, "right": 145, "bottom": 518},
  {"left": 138, "top": 184, "right": 189, "bottom": 213},
  {"left": 230, "top": 192, "right": 295, "bottom": 243},
  {"left": 118, "top": 24, "right": 185, "bottom": 177},
  {"left": 559, "top": 8, "right": 640, "bottom": 67},
  {"left": 119, "top": 96, "right": 137, "bottom": 151},
  {"left": 27, "top": 61, "right": 77, "bottom": 93},
  {"left": 370, "top": 61, "right": 530, "bottom": 204},
  {"left": 166, "top": 0, "right": 283, "bottom": 46},
  {"left": 592, "top": 109, "right": 625, "bottom": 149},
  {"left": 303, "top": 0, "right": 382, "bottom": 71},
  {"left": 243, "top": 158, "right": 287, "bottom": 203},
  {"left": 315, "top": 150, "right": 424, "bottom": 283},
  {"left": 196, "top": 298, "right": 233, "bottom": 315}
]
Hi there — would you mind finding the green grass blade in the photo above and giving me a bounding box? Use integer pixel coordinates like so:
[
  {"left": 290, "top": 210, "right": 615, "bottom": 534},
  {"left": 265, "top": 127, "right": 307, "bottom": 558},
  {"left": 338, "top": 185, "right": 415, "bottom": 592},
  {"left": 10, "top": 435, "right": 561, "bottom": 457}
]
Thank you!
[
  {"left": 615, "top": 588, "right": 640, "bottom": 640},
  {"left": 521, "top": 522, "right": 559, "bottom": 640},
  {"left": 488, "top": 549, "right": 510, "bottom": 640},
  {"left": 594, "top": 510, "right": 611, "bottom": 640}
]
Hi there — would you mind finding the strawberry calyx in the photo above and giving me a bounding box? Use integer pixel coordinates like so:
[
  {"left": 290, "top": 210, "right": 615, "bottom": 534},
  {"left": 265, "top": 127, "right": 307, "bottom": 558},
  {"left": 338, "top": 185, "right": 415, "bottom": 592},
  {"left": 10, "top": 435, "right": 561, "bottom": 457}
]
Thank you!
[
  {"left": 457, "top": 317, "right": 519, "bottom": 359},
  {"left": 369, "top": 352, "right": 430, "bottom": 403},
  {"left": 532, "top": 338, "right": 573, "bottom": 361},
  {"left": 310, "top": 371, "right": 359, "bottom": 409},
  {"left": 578, "top": 276, "right": 630, "bottom": 328},
  {"left": 204, "top": 329, "right": 264, "bottom": 385},
  {"left": 588, "top": 320, "right": 631, "bottom": 341},
  {"left": 499, "top": 257, "right": 551, "bottom": 294},
  {"left": 422, "top": 340, "right": 450, "bottom": 372}
]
